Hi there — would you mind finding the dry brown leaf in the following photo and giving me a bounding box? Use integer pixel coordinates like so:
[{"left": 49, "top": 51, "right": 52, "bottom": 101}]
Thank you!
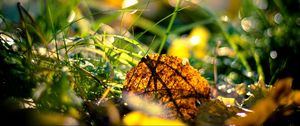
[
  {"left": 122, "top": 54, "right": 210, "bottom": 121},
  {"left": 195, "top": 100, "right": 244, "bottom": 126},
  {"left": 226, "top": 77, "right": 294, "bottom": 126},
  {"left": 270, "top": 78, "right": 293, "bottom": 103},
  {"left": 290, "top": 91, "right": 300, "bottom": 106}
]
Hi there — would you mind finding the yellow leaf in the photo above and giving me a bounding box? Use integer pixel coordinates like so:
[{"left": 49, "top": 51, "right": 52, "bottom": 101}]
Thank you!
[
  {"left": 123, "top": 111, "right": 187, "bottom": 126},
  {"left": 226, "top": 98, "right": 277, "bottom": 126},
  {"left": 291, "top": 91, "right": 300, "bottom": 106},
  {"left": 217, "top": 96, "right": 236, "bottom": 106},
  {"left": 68, "top": 107, "right": 80, "bottom": 119}
]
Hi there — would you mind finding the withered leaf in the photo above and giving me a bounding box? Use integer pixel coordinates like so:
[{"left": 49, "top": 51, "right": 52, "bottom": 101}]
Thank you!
[
  {"left": 226, "top": 77, "right": 300, "bottom": 126},
  {"left": 123, "top": 54, "right": 210, "bottom": 121},
  {"left": 195, "top": 100, "right": 244, "bottom": 126}
]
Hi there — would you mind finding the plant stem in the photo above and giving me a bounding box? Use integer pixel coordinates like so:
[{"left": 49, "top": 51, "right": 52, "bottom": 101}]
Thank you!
[
  {"left": 251, "top": 47, "right": 265, "bottom": 81},
  {"left": 158, "top": 0, "right": 181, "bottom": 54},
  {"left": 46, "top": 1, "right": 60, "bottom": 60}
]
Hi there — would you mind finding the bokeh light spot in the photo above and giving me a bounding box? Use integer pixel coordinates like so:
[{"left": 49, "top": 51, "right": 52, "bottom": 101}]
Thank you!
[
  {"left": 270, "top": 50, "right": 277, "bottom": 59},
  {"left": 274, "top": 13, "right": 283, "bottom": 24},
  {"left": 122, "top": 0, "right": 138, "bottom": 8},
  {"left": 190, "top": 36, "right": 201, "bottom": 45}
]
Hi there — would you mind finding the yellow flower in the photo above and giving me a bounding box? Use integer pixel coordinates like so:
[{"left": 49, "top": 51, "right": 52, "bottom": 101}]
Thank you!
[
  {"left": 167, "top": 37, "right": 191, "bottom": 58},
  {"left": 189, "top": 26, "right": 210, "bottom": 59},
  {"left": 168, "top": 26, "right": 210, "bottom": 59}
]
